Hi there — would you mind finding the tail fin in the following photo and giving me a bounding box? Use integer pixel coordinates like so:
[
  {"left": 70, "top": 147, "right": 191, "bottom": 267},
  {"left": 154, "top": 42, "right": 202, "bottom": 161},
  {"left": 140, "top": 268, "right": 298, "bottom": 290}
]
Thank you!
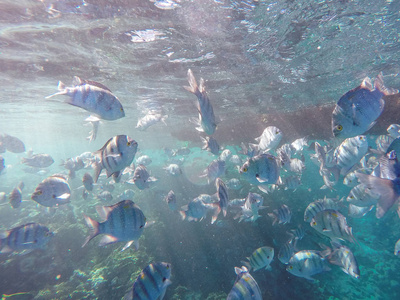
[
  {"left": 268, "top": 212, "right": 278, "bottom": 225},
  {"left": 374, "top": 72, "right": 398, "bottom": 96},
  {"left": 92, "top": 160, "right": 102, "bottom": 183},
  {"left": 179, "top": 210, "right": 186, "bottom": 220},
  {"left": 184, "top": 69, "right": 199, "bottom": 95},
  {"left": 82, "top": 215, "right": 100, "bottom": 247},
  {"left": 45, "top": 81, "right": 67, "bottom": 99},
  {"left": 211, "top": 203, "right": 221, "bottom": 224}
]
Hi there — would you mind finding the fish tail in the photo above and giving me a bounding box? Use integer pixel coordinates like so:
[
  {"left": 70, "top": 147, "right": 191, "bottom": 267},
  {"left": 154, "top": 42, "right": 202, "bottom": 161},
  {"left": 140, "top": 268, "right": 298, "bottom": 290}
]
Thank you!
[
  {"left": 374, "top": 72, "right": 398, "bottom": 96},
  {"left": 178, "top": 210, "right": 186, "bottom": 220},
  {"left": 268, "top": 212, "right": 277, "bottom": 225},
  {"left": 211, "top": 203, "right": 221, "bottom": 224},
  {"left": 82, "top": 214, "right": 100, "bottom": 247},
  {"left": 45, "top": 81, "right": 67, "bottom": 99},
  {"left": 184, "top": 69, "right": 199, "bottom": 95}
]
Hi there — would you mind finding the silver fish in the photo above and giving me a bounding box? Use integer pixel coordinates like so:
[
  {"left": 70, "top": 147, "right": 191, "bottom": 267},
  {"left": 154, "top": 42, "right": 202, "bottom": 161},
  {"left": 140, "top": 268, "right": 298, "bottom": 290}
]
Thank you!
[
  {"left": 31, "top": 175, "right": 71, "bottom": 207},
  {"left": 236, "top": 192, "right": 265, "bottom": 223},
  {"left": 287, "top": 250, "right": 330, "bottom": 281},
  {"left": 239, "top": 153, "right": 280, "bottom": 185},
  {"left": 225, "top": 178, "right": 242, "bottom": 190},
  {"left": 332, "top": 72, "right": 397, "bottom": 138},
  {"left": 0, "top": 223, "right": 53, "bottom": 254},
  {"left": 201, "top": 159, "right": 225, "bottom": 184},
  {"left": 46, "top": 76, "right": 125, "bottom": 120},
  {"left": 93, "top": 135, "right": 138, "bottom": 182},
  {"left": 242, "top": 246, "right": 274, "bottom": 271},
  {"left": 184, "top": 69, "right": 217, "bottom": 135},
  {"left": 97, "top": 191, "right": 113, "bottom": 202},
  {"left": 163, "top": 164, "right": 182, "bottom": 176},
  {"left": 304, "top": 196, "right": 341, "bottom": 222},
  {"left": 130, "top": 164, "right": 157, "bottom": 190},
  {"left": 219, "top": 149, "right": 232, "bottom": 162},
  {"left": 124, "top": 262, "right": 172, "bottom": 300},
  {"left": 268, "top": 204, "right": 291, "bottom": 225},
  {"left": 179, "top": 198, "right": 213, "bottom": 222},
  {"left": 211, "top": 178, "right": 228, "bottom": 224},
  {"left": 0, "top": 134, "right": 25, "bottom": 153},
  {"left": 82, "top": 172, "right": 94, "bottom": 192},
  {"left": 227, "top": 266, "right": 262, "bottom": 300},
  {"left": 251, "top": 126, "right": 282, "bottom": 152},
  {"left": 201, "top": 136, "right": 220, "bottom": 155},
  {"left": 21, "top": 154, "right": 54, "bottom": 168},
  {"left": 278, "top": 237, "right": 298, "bottom": 264},
  {"left": 136, "top": 111, "right": 168, "bottom": 131},
  {"left": 334, "top": 135, "right": 368, "bottom": 175},
  {"left": 347, "top": 184, "right": 379, "bottom": 207},
  {"left": 9, "top": 186, "right": 23, "bottom": 209},
  {"left": 82, "top": 200, "right": 148, "bottom": 250},
  {"left": 328, "top": 242, "right": 360, "bottom": 279},
  {"left": 165, "top": 190, "right": 177, "bottom": 211},
  {"left": 348, "top": 204, "right": 374, "bottom": 218},
  {"left": 136, "top": 155, "right": 152, "bottom": 166},
  {"left": 387, "top": 124, "right": 400, "bottom": 139},
  {"left": 311, "top": 209, "right": 355, "bottom": 243}
]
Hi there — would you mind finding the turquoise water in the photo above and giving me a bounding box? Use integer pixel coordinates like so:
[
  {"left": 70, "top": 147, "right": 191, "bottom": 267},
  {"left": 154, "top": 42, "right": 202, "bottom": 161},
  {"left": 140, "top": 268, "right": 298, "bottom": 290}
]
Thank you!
[{"left": 1, "top": 0, "right": 400, "bottom": 299}]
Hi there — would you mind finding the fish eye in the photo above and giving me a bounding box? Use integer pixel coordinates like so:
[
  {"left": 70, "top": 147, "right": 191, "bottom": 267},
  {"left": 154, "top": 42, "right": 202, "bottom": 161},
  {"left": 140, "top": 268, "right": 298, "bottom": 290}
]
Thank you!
[
  {"left": 337, "top": 125, "right": 343, "bottom": 131},
  {"left": 127, "top": 142, "right": 131, "bottom": 146},
  {"left": 162, "top": 277, "right": 167, "bottom": 282},
  {"left": 37, "top": 190, "right": 42, "bottom": 195},
  {"left": 312, "top": 221, "right": 316, "bottom": 226},
  {"left": 350, "top": 195, "right": 354, "bottom": 199},
  {"left": 120, "top": 108, "right": 124, "bottom": 112},
  {"left": 289, "top": 265, "right": 293, "bottom": 270},
  {"left": 242, "top": 167, "right": 248, "bottom": 172}
]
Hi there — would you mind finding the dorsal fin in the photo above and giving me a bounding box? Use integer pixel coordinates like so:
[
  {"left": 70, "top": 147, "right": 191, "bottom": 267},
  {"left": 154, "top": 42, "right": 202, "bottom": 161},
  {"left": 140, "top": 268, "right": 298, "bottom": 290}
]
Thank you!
[{"left": 72, "top": 76, "right": 112, "bottom": 92}]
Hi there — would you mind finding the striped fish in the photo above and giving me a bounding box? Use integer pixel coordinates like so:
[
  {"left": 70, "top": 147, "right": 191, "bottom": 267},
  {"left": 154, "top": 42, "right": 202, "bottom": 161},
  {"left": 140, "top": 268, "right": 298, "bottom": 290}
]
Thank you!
[
  {"left": 179, "top": 198, "right": 213, "bottom": 222},
  {"left": 82, "top": 172, "right": 94, "bottom": 192},
  {"left": 240, "top": 153, "right": 280, "bottom": 185},
  {"left": 310, "top": 209, "right": 355, "bottom": 243},
  {"left": 31, "top": 175, "right": 71, "bottom": 207},
  {"left": 123, "top": 262, "right": 172, "bottom": 300},
  {"left": 287, "top": 250, "right": 330, "bottom": 281},
  {"left": 184, "top": 69, "right": 217, "bottom": 135},
  {"left": 211, "top": 178, "right": 229, "bottom": 224},
  {"left": 93, "top": 135, "right": 138, "bottom": 182},
  {"left": 328, "top": 242, "right": 360, "bottom": 279},
  {"left": 278, "top": 237, "right": 298, "bottom": 264},
  {"left": 304, "top": 197, "right": 341, "bottom": 222},
  {"left": 46, "top": 76, "right": 125, "bottom": 120},
  {"left": 334, "top": 136, "right": 368, "bottom": 175},
  {"left": 242, "top": 246, "right": 274, "bottom": 271},
  {"left": 268, "top": 204, "right": 291, "bottom": 225},
  {"left": 347, "top": 184, "right": 379, "bottom": 207},
  {"left": 227, "top": 266, "right": 262, "bottom": 300},
  {"left": 82, "top": 200, "right": 148, "bottom": 251},
  {"left": 0, "top": 223, "right": 53, "bottom": 254},
  {"left": 165, "top": 190, "right": 177, "bottom": 211},
  {"left": 130, "top": 164, "right": 157, "bottom": 190}
]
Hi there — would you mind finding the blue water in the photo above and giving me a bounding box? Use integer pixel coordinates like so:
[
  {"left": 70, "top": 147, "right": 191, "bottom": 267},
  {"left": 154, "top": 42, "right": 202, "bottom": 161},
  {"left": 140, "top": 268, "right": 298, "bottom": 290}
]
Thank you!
[{"left": 1, "top": 0, "right": 400, "bottom": 299}]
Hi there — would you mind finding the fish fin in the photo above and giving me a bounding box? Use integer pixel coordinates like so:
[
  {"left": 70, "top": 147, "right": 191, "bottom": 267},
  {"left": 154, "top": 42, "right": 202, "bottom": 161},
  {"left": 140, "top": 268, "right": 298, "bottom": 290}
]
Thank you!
[
  {"left": 85, "top": 115, "right": 101, "bottom": 122},
  {"left": 240, "top": 260, "right": 251, "bottom": 270},
  {"left": 184, "top": 69, "right": 199, "bottom": 94},
  {"left": 374, "top": 72, "right": 399, "bottom": 96},
  {"left": 179, "top": 210, "right": 186, "bottom": 220},
  {"left": 45, "top": 81, "right": 67, "bottom": 99},
  {"left": 96, "top": 205, "right": 113, "bottom": 221},
  {"left": 92, "top": 162, "right": 102, "bottom": 183},
  {"left": 72, "top": 76, "right": 84, "bottom": 86},
  {"left": 0, "top": 245, "right": 13, "bottom": 254},
  {"left": 366, "top": 121, "right": 377, "bottom": 132},
  {"left": 134, "top": 240, "right": 140, "bottom": 250},
  {"left": 0, "top": 231, "right": 9, "bottom": 239},
  {"left": 200, "top": 136, "right": 208, "bottom": 150},
  {"left": 144, "top": 220, "right": 155, "bottom": 228},
  {"left": 356, "top": 173, "right": 398, "bottom": 218},
  {"left": 108, "top": 170, "right": 120, "bottom": 179},
  {"left": 99, "top": 235, "right": 119, "bottom": 247},
  {"left": 211, "top": 204, "right": 221, "bottom": 224},
  {"left": 56, "top": 193, "right": 70, "bottom": 200},
  {"left": 82, "top": 215, "right": 100, "bottom": 247},
  {"left": 360, "top": 76, "right": 373, "bottom": 91},
  {"left": 121, "top": 241, "right": 133, "bottom": 251},
  {"left": 255, "top": 175, "right": 269, "bottom": 184},
  {"left": 268, "top": 213, "right": 277, "bottom": 225}
]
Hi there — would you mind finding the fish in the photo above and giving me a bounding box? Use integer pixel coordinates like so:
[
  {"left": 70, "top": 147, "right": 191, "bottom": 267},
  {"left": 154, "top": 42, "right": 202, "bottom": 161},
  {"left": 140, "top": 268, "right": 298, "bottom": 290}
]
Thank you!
[
  {"left": 236, "top": 192, "right": 266, "bottom": 223},
  {"left": 229, "top": 155, "right": 242, "bottom": 165},
  {"left": 97, "top": 191, "right": 113, "bottom": 202},
  {"left": 395, "top": 239, "right": 400, "bottom": 256},
  {"left": 291, "top": 137, "right": 308, "bottom": 154},
  {"left": 21, "top": 153, "right": 54, "bottom": 168},
  {"left": 136, "top": 111, "right": 168, "bottom": 131},
  {"left": 211, "top": 178, "right": 229, "bottom": 224},
  {"left": 287, "top": 250, "right": 331, "bottom": 281},
  {"left": 327, "top": 242, "right": 360, "bottom": 279},
  {"left": 179, "top": 197, "right": 213, "bottom": 222},
  {"left": 9, "top": 185, "right": 23, "bottom": 209},
  {"left": 268, "top": 204, "right": 291, "bottom": 225},
  {"left": 0, "top": 134, "right": 25, "bottom": 153},
  {"left": 304, "top": 196, "right": 342, "bottom": 222},
  {"left": 288, "top": 224, "right": 305, "bottom": 240},
  {"left": 288, "top": 158, "right": 305, "bottom": 174},
  {"left": 118, "top": 189, "right": 135, "bottom": 201},
  {"left": 239, "top": 153, "right": 280, "bottom": 185},
  {"left": 332, "top": 72, "right": 398, "bottom": 138},
  {"left": 84, "top": 115, "right": 100, "bottom": 142},
  {"left": 218, "top": 149, "right": 232, "bottom": 162},
  {"left": 334, "top": 135, "right": 368, "bottom": 175},
  {"left": 163, "top": 164, "right": 182, "bottom": 176},
  {"left": 201, "top": 159, "right": 225, "bottom": 184},
  {"left": 201, "top": 136, "right": 220, "bottom": 155},
  {"left": 31, "top": 175, "right": 71, "bottom": 207},
  {"left": 92, "top": 135, "right": 138, "bottom": 182},
  {"left": 250, "top": 126, "right": 282, "bottom": 152},
  {"left": 123, "top": 262, "right": 172, "bottom": 300},
  {"left": 136, "top": 155, "right": 152, "bottom": 166},
  {"left": 46, "top": 76, "right": 125, "bottom": 120},
  {"left": 82, "top": 200, "right": 148, "bottom": 250},
  {"left": 376, "top": 134, "right": 394, "bottom": 153},
  {"left": 130, "top": 164, "right": 157, "bottom": 190},
  {"left": 174, "top": 147, "right": 191, "bottom": 156},
  {"left": 310, "top": 209, "right": 355, "bottom": 243},
  {"left": 184, "top": 69, "right": 217, "bottom": 135},
  {"left": 0, "top": 155, "right": 5, "bottom": 174},
  {"left": 314, "top": 141, "right": 339, "bottom": 190},
  {"left": 165, "top": 190, "right": 177, "bottom": 211},
  {"left": 82, "top": 172, "right": 94, "bottom": 192},
  {"left": 226, "top": 266, "right": 262, "bottom": 300},
  {"left": 242, "top": 246, "right": 274, "bottom": 271},
  {"left": 0, "top": 223, "right": 53, "bottom": 254},
  {"left": 348, "top": 204, "right": 374, "bottom": 218},
  {"left": 278, "top": 237, "right": 298, "bottom": 264},
  {"left": 281, "top": 175, "right": 302, "bottom": 191},
  {"left": 387, "top": 124, "right": 400, "bottom": 139},
  {"left": 347, "top": 184, "right": 379, "bottom": 207}
]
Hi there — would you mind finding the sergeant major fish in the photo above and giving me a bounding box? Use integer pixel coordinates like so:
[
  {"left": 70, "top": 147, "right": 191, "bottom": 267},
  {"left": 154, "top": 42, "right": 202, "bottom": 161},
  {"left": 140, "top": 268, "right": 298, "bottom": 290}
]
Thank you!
[
  {"left": 82, "top": 200, "right": 149, "bottom": 251},
  {"left": 334, "top": 135, "right": 368, "bottom": 175},
  {"left": 165, "top": 190, "right": 177, "bottom": 211},
  {"left": 227, "top": 266, "right": 262, "bottom": 300},
  {"left": 136, "top": 111, "right": 168, "bottom": 131},
  {"left": 241, "top": 246, "right": 274, "bottom": 271},
  {"left": 332, "top": 72, "right": 398, "bottom": 138},
  {"left": 0, "top": 223, "right": 53, "bottom": 254},
  {"left": 287, "top": 250, "right": 331, "bottom": 281},
  {"left": 268, "top": 204, "right": 291, "bottom": 225},
  {"left": 92, "top": 135, "right": 138, "bottom": 182},
  {"left": 21, "top": 154, "right": 54, "bottom": 168},
  {"left": 211, "top": 178, "right": 228, "bottom": 224},
  {"left": 327, "top": 242, "right": 360, "bottom": 279},
  {"left": 184, "top": 69, "right": 217, "bottom": 135},
  {"left": 129, "top": 164, "right": 157, "bottom": 190},
  {"left": 46, "top": 76, "right": 125, "bottom": 120},
  {"left": 123, "top": 262, "right": 172, "bottom": 300},
  {"left": 201, "top": 136, "right": 220, "bottom": 155},
  {"left": 239, "top": 153, "right": 280, "bottom": 185},
  {"left": 250, "top": 126, "right": 282, "bottom": 152},
  {"left": 31, "top": 175, "right": 71, "bottom": 207}
]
